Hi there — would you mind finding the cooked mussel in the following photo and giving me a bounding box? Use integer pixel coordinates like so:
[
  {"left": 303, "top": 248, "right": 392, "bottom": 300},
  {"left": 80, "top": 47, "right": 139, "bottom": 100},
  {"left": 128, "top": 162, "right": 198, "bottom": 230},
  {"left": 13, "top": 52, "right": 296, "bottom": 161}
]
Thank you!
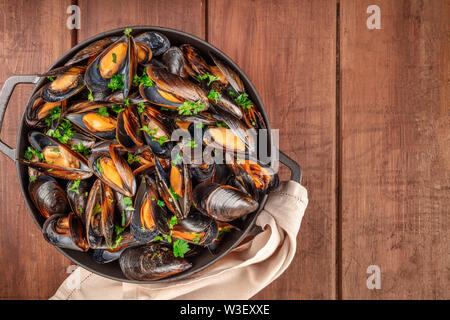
[
  {"left": 66, "top": 179, "right": 91, "bottom": 220},
  {"left": 41, "top": 66, "right": 86, "bottom": 102},
  {"left": 162, "top": 46, "right": 189, "bottom": 78},
  {"left": 170, "top": 211, "right": 218, "bottom": 246},
  {"left": 25, "top": 87, "right": 67, "bottom": 128},
  {"left": 129, "top": 145, "right": 156, "bottom": 175},
  {"left": 93, "top": 231, "right": 138, "bottom": 264},
  {"left": 85, "top": 35, "right": 137, "bottom": 97},
  {"left": 43, "top": 213, "right": 89, "bottom": 252},
  {"left": 130, "top": 176, "right": 170, "bottom": 242},
  {"left": 29, "top": 175, "right": 68, "bottom": 218},
  {"left": 21, "top": 131, "right": 92, "bottom": 180},
  {"left": 65, "top": 107, "right": 117, "bottom": 140},
  {"left": 64, "top": 37, "right": 115, "bottom": 66},
  {"left": 193, "top": 182, "right": 258, "bottom": 222},
  {"left": 116, "top": 105, "right": 144, "bottom": 152},
  {"left": 88, "top": 144, "right": 136, "bottom": 197},
  {"left": 135, "top": 31, "right": 170, "bottom": 57},
  {"left": 119, "top": 243, "right": 192, "bottom": 281}
]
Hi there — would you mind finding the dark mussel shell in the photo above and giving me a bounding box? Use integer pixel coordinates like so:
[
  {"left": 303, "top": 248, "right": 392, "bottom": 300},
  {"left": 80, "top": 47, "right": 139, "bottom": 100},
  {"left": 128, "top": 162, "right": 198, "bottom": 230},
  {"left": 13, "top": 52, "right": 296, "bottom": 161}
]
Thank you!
[
  {"left": 116, "top": 106, "right": 144, "bottom": 152},
  {"left": 88, "top": 144, "right": 136, "bottom": 197},
  {"left": 119, "top": 243, "right": 192, "bottom": 281},
  {"left": 42, "top": 213, "right": 89, "bottom": 252},
  {"left": 180, "top": 44, "right": 211, "bottom": 78},
  {"left": 21, "top": 131, "right": 92, "bottom": 180},
  {"left": 210, "top": 94, "right": 243, "bottom": 120},
  {"left": 210, "top": 53, "right": 245, "bottom": 94},
  {"left": 139, "top": 84, "right": 183, "bottom": 109},
  {"left": 141, "top": 66, "right": 209, "bottom": 110},
  {"left": 93, "top": 231, "right": 138, "bottom": 264},
  {"left": 66, "top": 179, "right": 91, "bottom": 220},
  {"left": 162, "top": 46, "right": 189, "bottom": 78},
  {"left": 65, "top": 107, "right": 117, "bottom": 140},
  {"left": 154, "top": 154, "right": 192, "bottom": 219},
  {"left": 230, "top": 157, "right": 279, "bottom": 200},
  {"left": 193, "top": 182, "right": 258, "bottom": 222},
  {"left": 41, "top": 66, "right": 86, "bottom": 103},
  {"left": 171, "top": 211, "right": 218, "bottom": 246},
  {"left": 139, "top": 106, "right": 175, "bottom": 158},
  {"left": 130, "top": 176, "right": 170, "bottom": 243},
  {"left": 29, "top": 175, "right": 68, "bottom": 219},
  {"left": 65, "top": 37, "right": 115, "bottom": 66},
  {"left": 25, "top": 87, "right": 67, "bottom": 127},
  {"left": 190, "top": 162, "right": 216, "bottom": 184},
  {"left": 85, "top": 35, "right": 137, "bottom": 97},
  {"left": 135, "top": 31, "right": 170, "bottom": 57},
  {"left": 113, "top": 190, "right": 133, "bottom": 228}
]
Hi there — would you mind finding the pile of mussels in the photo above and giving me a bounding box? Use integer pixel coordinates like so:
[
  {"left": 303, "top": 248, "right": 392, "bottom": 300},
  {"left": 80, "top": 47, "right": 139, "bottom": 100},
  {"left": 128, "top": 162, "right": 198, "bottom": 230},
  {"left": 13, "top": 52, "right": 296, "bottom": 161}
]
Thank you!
[{"left": 20, "top": 28, "right": 278, "bottom": 281}]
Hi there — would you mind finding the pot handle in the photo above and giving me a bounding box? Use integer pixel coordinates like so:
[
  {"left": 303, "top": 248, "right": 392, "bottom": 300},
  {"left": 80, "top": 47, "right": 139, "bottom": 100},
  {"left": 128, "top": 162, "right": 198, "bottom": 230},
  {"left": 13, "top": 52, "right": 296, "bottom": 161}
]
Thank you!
[
  {"left": 279, "top": 150, "right": 302, "bottom": 183},
  {"left": 0, "top": 75, "right": 40, "bottom": 161}
]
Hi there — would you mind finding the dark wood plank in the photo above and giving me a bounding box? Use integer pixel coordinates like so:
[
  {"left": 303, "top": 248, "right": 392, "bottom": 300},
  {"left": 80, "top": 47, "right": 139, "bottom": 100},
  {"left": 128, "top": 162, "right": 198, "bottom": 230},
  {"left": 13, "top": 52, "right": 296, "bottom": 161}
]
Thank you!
[
  {"left": 77, "top": 0, "right": 205, "bottom": 41},
  {"left": 209, "top": 0, "right": 337, "bottom": 299},
  {"left": 0, "top": 0, "right": 73, "bottom": 299},
  {"left": 341, "top": 0, "right": 449, "bottom": 299}
]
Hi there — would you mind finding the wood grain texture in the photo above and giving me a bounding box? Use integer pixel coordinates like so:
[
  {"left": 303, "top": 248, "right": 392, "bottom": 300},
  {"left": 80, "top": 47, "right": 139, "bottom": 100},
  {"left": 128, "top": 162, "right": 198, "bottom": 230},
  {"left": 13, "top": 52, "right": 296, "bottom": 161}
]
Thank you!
[
  {"left": 209, "top": 0, "right": 337, "bottom": 299},
  {"left": 0, "top": 0, "right": 73, "bottom": 299},
  {"left": 341, "top": 0, "right": 450, "bottom": 299},
  {"left": 77, "top": 0, "right": 205, "bottom": 41}
]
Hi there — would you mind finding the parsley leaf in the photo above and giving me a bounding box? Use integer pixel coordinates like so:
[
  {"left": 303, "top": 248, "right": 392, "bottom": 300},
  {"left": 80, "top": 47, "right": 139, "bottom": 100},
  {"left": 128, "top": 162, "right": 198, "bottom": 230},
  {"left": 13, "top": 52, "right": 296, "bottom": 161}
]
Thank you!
[
  {"left": 168, "top": 187, "right": 179, "bottom": 200},
  {"left": 171, "top": 153, "right": 182, "bottom": 166},
  {"left": 192, "top": 233, "right": 201, "bottom": 244},
  {"left": 96, "top": 158, "right": 104, "bottom": 173},
  {"left": 108, "top": 74, "right": 125, "bottom": 91},
  {"left": 71, "top": 142, "right": 91, "bottom": 158},
  {"left": 47, "top": 76, "right": 55, "bottom": 82},
  {"left": 173, "top": 239, "right": 190, "bottom": 258},
  {"left": 137, "top": 102, "right": 146, "bottom": 114},
  {"left": 178, "top": 100, "right": 206, "bottom": 116},
  {"left": 208, "top": 89, "right": 222, "bottom": 103},
  {"left": 157, "top": 200, "right": 165, "bottom": 207},
  {"left": 44, "top": 106, "right": 61, "bottom": 127},
  {"left": 68, "top": 179, "right": 81, "bottom": 194},
  {"left": 111, "top": 105, "right": 125, "bottom": 114},
  {"left": 218, "top": 227, "right": 231, "bottom": 238},
  {"left": 122, "top": 197, "right": 134, "bottom": 211},
  {"left": 123, "top": 98, "right": 130, "bottom": 106},
  {"left": 97, "top": 106, "right": 109, "bottom": 117},
  {"left": 24, "top": 146, "right": 44, "bottom": 161},
  {"left": 112, "top": 53, "right": 117, "bottom": 63},
  {"left": 29, "top": 176, "right": 37, "bottom": 183},
  {"left": 133, "top": 69, "right": 154, "bottom": 87},
  {"left": 127, "top": 153, "right": 141, "bottom": 165},
  {"left": 169, "top": 215, "right": 178, "bottom": 229},
  {"left": 124, "top": 27, "right": 132, "bottom": 37},
  {"left": 196, "top": 72, "right": 220, "bottom": 86},
  {"left": 235, "top": 93, "right": 253, "bottom": 111},
  {"left": 88, "top": 88, "right": 94, "bottom": 102}
]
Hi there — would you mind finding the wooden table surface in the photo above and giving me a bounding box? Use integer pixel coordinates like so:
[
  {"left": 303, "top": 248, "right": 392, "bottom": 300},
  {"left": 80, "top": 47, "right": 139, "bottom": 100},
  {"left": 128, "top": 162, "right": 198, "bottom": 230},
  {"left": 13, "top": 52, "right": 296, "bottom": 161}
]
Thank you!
[{"left": 0, "top": 0, "right": 448, "bottom": 300}]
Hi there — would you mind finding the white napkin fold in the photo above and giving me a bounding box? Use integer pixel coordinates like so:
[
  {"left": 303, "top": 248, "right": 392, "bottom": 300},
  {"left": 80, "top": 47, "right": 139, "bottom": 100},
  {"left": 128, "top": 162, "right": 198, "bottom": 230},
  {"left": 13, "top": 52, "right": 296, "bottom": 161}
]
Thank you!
[{"left": 51, "top": 181, "right": 308, "bottom": 300}]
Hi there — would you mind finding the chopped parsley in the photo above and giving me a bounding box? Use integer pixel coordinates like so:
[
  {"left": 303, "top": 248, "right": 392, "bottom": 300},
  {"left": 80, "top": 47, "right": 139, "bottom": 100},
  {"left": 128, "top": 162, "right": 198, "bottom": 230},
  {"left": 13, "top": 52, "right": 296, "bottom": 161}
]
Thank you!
[
  {"left": 197, "top": 72, "right": 220, "bottom": 86},
  {"left": 195, "top": 123, "right": 205, "bottom": 129},
  {"left": 208, "top": 89, "right": 222, "bottom": 103},
  {"left": 137, "top": 102, "right": 146, "bottom": 114},
  {"left": 185, "top": 140, "right": 198, "bottom": 148},
  {"left": 108, "top": 74, "right": 125, "bottom": 91},
  {"left": 122, "top": 197, "right": 134, "bottom": 211},
  {"left": 92, "top": 203, "right": 102, "bottom": 216},
  {"left": 71, "top": 142, "right": 91, "bottom": 158},
  {"left": 87, "top": 88, "right": 94, "bottom": 102},
  {"left": 46, "top": 119, "right": 74, "bottom": 144},
  {"left": 68, "top": 179, "right": 81, "bottom": 194},
  {"left": 216, "top": 122, "right": 229, "bottom": 128},
  {"left": 96, "top": 158, "right": 103, "bottom": 173},
  {"left": 157, "top": 200, "right": 165, "bottom": 207},
  {"left": 24, "top": 146, "right": 44, "bottom": 161},
  {"left": 178, "top": 100, "right": 206, "bottom": 116},
  {"left": 124, "top": 27, "right": 132, "bottom": 37},
  {"left": 218, "top": 227, "right": 231, "bottom": 238},
  {"left": 29, "top": 176, "right": 37, "bottom": 183},
  {"left": 140, "top": 126, "right": 168, "bottom": 145},
  {"left": 123, "top": 98, "right": 130, "bottom": 106},
  {"left": 112, "top": 53, "right": 117, "bottom": 63},
  {"left": 47, "top": 76, "right": 55, "bottom": 82},
  {"left": 97, "top": 106, "right": 109, "bottom": 117},
  {"left": 235, "top": 93, "right": 253, "bottom": 111},
  {"left": 111, "top": 105, "right": 125, "bottom": 114},
  {"left": 108, "top": 235, "right": 123, "bottom": 250},
  {"left": 169, "top": 215, "right": 178, "bottom": 229},
  {"left": 127, "top": 153, "right": 141, "bottom": 165},
  {"left": 228, "top": 90, "right": 236, "bottom": 96},
  {"left": 168, "top": 187, "right": 179, "bottom": 200},
  {"left": 192, "top": 233, "right": 201, "bottom": 244},
  {"left": 115, "top": 225, "right": 125, "bottom": 235},
  {"left": 45, "top": 106, "right": 61, "bottom": 127},
  {"left": 171, "top": 153, "right": 182, "bottom": 166},
  {"left": 133, "top": 69, "right": 154, "bottom": 87},
  {"left": 173, "top": 239, "right": 190, "bottom": 258}
]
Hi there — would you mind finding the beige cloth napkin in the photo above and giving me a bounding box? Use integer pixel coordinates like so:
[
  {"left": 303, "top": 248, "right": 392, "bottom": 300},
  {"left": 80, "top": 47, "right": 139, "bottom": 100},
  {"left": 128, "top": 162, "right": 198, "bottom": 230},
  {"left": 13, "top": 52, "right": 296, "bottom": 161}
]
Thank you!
[{"left": 51, "top": 181, "right": 308, "bottom": 300}]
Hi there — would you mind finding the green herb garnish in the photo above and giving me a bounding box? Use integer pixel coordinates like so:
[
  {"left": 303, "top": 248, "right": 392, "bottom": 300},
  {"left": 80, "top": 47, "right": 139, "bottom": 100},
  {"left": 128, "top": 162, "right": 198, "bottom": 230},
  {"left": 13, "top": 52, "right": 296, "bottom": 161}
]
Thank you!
[
  {"left": 168, "top": 187, "right": 179, "bottom": 201},
  {"left": 171, "top": 153, "right": 182, "bottom": 166},
  {"left": 68, "top": 179, "right": 81, "bottom": 194},
  {"left": 108, "top": 74, "right": 125, "bottom": 91},
  {"left": 88, "top": 88, "right": 94, "bottom": 102},
  {"left": 216, "top": 122, "right": 229, "bottom": 128},
  {"left": 96, "top": 158, "right": 103, "bottom": 173},
  {"left": 192, "top": 233, "right": 201, "bottom": 244},
  {"left": 24, "top": 146, "right": 44, "bottom": 161},
  {"left": 122, "top": 197, "right": 134, "bottom": 211},
  {"left": 235, "top": 93, "right": 253, "bottom": 111},
  {"left": 124, "top": 27, "right": 132, "bottom": 37},
  {"left": 112, "top": 53, "right": 117, "bottom": 63},
  {"left": 127, "top": 153, "right": 141, "bottom": 165},
  {"left": 173, "top": 239, "right": 190, "bottom": 258},
  {"left": 44, "top": 106, "right": 61, "bottom": 127},
  {"left": 197, "top": 72, "right": 220, "bottom": 86},
  {"left": 47, "top": 76, "right": 55, "bottom": 81},
  {"left": 178, "top": 100, "right": 206, "bottom": 116},
  {"left": 111, "top": 105, "right": 125, "bottom": 114},
  {"left": 133, "top": 69, "right": 154, "bottom": 87},
  {"left": 29, "top": 176, "right": 37, "bottom": 183},
  {"left": 137, "top": 102, "right": 146, "bottom": 114},
  {"left": 157, "top": 200, "right": 165, "bottom": 207},
  {"left": 208, "top": 89, "right": 222, "bottom": 103},
  {"left": 97, "top": 106, "right": 109, "bottom": 117},
  {"left": 71, "top": 142, "right": 91, "bottom": 158},
  {"left": 185, "top": 140, "right": 198, "bottom": 148},
  {"left": 123, "top": 98, "right": 130, "bottom": 106},
  {"left": 218, "top": 227, "right": 231, "bottom": 238}
]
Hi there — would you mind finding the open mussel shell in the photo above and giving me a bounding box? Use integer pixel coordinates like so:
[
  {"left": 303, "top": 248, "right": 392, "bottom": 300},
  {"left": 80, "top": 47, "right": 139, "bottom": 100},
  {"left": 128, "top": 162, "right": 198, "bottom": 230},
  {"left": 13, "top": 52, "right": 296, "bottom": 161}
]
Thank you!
[
  {"left": 88, "top": 144, "right": 136, "bottom": 197},
  {"left": 25, "top": 87, "right": 66, "bottom": 127},
  {"left": 230, "top": 157, "right": 279, "bottom": 200},
  {"left": 162, "top": 46, "right": 189, "bottom": 78},
  {"left": 65, "top": 37, "right": 115, "bottom": 66},
  {"left": 85, "top": 35, "right": 137, "bottom": 97},
  {"left": 193, "top": 182, "right": 258, "bottom": 222},
  {"left": 119, "top": 243, "right": 192, "bottom": 281},
  {"left": 65, "top": 108, "right": 117, "bottom": 140},
  {"left": 139, "top": 107, "right": 175, "bottom": 158},
  {"left": 131, "top": 176, "right": 170, "bottom": 242},
  {"left": 141, "top": 66, "right": 209, "bottom": 110},
  {"left": 66, "top": 179, "right": 91, "bottom": 220},
  {"left": 113, "top": 190, "right": 133, "bottom": 228},
  {"left": 129, "top": 146, "right": 156, "bottom": 176},
  {"left": 21, "top": 131, "right": 92, "bottom": 180},
  {"left": 210, "top": 94, "right": 243, "bottom": 120},
  {"left": 84, "top": 179, "right": 114, "bottom": 249},
  {"left": 93, "top": 231, "right": 138, "bottom": 264},
  {"left": 41, "top": 66, "right": 86, "bottom": 103},
  {"left": 135, "top": 31, "right": 170, "bottom": 57},
  {"left": 154, "top": 154, "right": 192, "bottom": 219},
  {"left": 29, "top": 175, "right": 68, "bottom": 219},
  {"left": 42, "top": 213, "right": 89, "bottom": 252},
  {"left": 180, "top": 44, "right": 211, "bottom": 78},
  {"left": 116, "top": 106, "right": 144, "bottom": 152},
  {"left": 190, "top": 162, "right": 216, "bottom": 184},
  {"left": 210, "top": 53, "right": 245, "bottom": 94},
  {"left": 171, "top": 211, "right": 218, "bottom": 246}
]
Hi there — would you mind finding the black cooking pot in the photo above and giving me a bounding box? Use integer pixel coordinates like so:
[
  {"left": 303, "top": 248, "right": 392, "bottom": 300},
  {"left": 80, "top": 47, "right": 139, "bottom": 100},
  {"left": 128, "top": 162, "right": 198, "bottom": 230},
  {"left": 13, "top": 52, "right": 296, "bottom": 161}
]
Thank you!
[{"left": 0, "top": 27, "right": 301, "bottom": 283}]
